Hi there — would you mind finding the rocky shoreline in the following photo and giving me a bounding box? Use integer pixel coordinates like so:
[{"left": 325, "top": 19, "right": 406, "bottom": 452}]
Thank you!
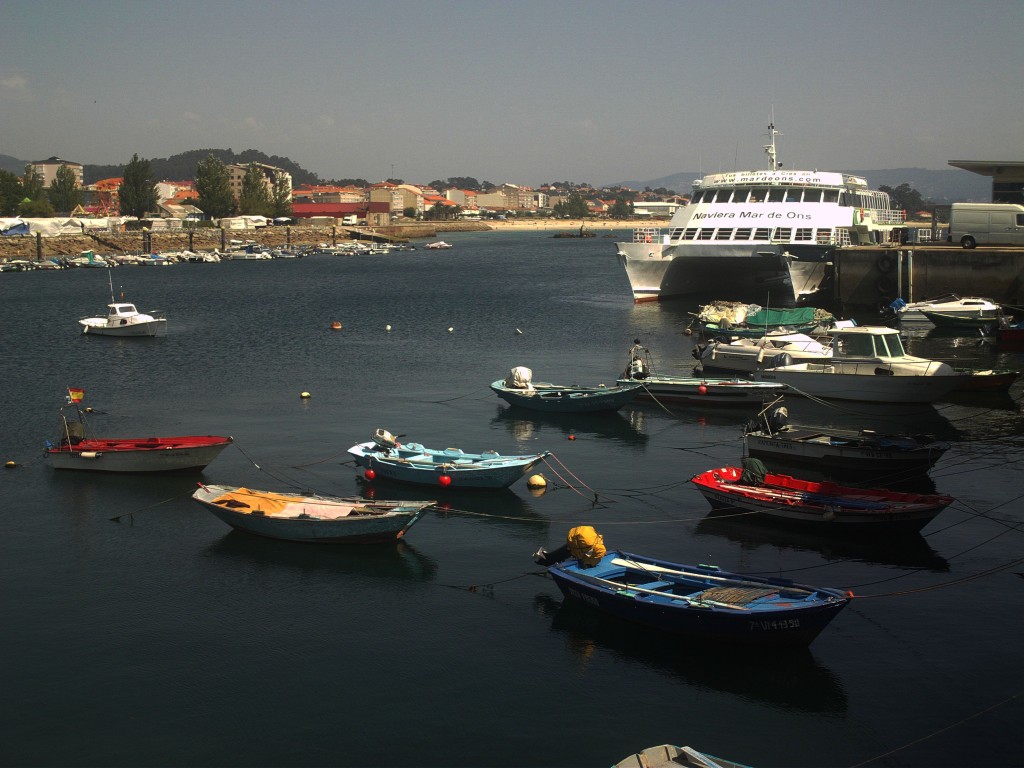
[{"left": 0, "top": 218, "right": 644, "bottom": 263}]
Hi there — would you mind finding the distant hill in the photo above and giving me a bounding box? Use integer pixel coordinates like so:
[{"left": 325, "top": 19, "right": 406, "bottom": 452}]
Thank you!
[
  {"left": 83, "top": 149, "right": 323, "bottom": 186},
  {"left": 0, "top": 149, "right": 324, "bottom": 187},
  {"left": 619, "top": 167, "right": 991, "bottom": 204},
  {"left": 0, "top": 154, "right": 26, "bottom": 175}
]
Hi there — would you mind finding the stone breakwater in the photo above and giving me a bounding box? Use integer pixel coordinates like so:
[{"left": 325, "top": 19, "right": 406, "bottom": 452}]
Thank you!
[{"left": 0, "top": 221, "right": 495, "bottom": 263}]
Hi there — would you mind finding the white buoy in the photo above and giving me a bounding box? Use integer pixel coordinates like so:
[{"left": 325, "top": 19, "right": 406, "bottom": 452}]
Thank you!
[
  {"left": 386, "top": 324, "right": 392, "bottom": 332},
  {"left": 300, "top": 391, "right": 311, "bottom": 399},
  {"left": 515, "top": 328, "right": 523, "bottom": 335},
  {"left": 447, "top": 327, "right": 454, "bottom": 333}
]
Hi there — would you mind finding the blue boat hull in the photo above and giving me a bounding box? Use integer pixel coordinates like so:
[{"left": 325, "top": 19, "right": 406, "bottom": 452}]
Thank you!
[
  {"left": 348, "top": 441, "right": 547, "bottom": 489},
  {"left": 548, "top": 550, "right": 848, "bottom": 647}
]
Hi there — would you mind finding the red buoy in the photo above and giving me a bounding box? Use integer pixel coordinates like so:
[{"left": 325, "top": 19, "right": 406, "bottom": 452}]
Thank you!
[
  {"left": 697, "top": 384, "right": 708, "bottom": 395},
  {"left": 439, "top": 474, "right": 452, "bottom": 487},
  {"left": 568, "top": 434, "right": 576, "bottom": 441},
  {"left": 365, "top": 469, "right": 376, "bottom": 481}
]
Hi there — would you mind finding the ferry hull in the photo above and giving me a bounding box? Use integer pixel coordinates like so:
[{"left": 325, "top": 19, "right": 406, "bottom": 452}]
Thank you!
[{"left": 616, "top": 241, "right": 796, "bottom": 305}]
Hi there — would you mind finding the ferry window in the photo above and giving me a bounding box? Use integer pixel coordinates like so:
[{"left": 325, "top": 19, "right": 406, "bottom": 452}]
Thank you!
[
  {"left": 815, "top": 229, "right": 832, "bottom": 244},
  {"left": 773, "top": 228, "right": 792, "bottom": 241},
  {"left": 767, "top": 188, "right": 786, "bottom": 203},
  {"left": 749, "top": 189, "right": 768, "bottom": 203},
  {"left": 714, "top": 189, "right": 733, "bottom": 203},
  {"left": 697, "top": 229, "right": 714, "bottom": 240},
  {"left": 823, "top": 190, "right": 839, "bottom": 203},
  {"left": 683, "top": 228, "right": 698, "bottom": 240},
  {"left": 668, "top": 228, "right": 685, "bottom": 240},
  {"left": 754, "top": 227, "right": 772, "bottom": 240},
  {"left": 785, "top": 189, "right": 802, "bottom": 203},
  {"left": 794, "top": 228, "right": 814, "bottom": 241},
  {"left": 714, "top": 229, "right": 734, "bottom": 240},
  {"left": 735, "top": 228, "right": 753, "bottom": 240},
  {"left": 803, "top": 190, "right": 823, "bottom": 203},
  {"left": 691, "top": 191, "right": 706, "bottom": 204},
  {"left": 731, "top": 189, "right": 749, "bottom": 203}
]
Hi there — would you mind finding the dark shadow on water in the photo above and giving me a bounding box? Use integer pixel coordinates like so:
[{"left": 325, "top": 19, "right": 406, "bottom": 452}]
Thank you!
[
  {"left": 201, "top": 531, "right": 438, "bottom": 582},
  {"left": 694, "top": 514, "right": 950, "bottom": 572},
  {"left": 490, "top": 405, "right": 650, "bottom": 447},
  {"left": 533, "top": 593, "right": 848, "bottom": 714}
]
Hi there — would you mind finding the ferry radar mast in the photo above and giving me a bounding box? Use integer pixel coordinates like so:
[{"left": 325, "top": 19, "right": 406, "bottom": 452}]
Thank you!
[{"left": 763, "top": 122, "right": 783, "bottom": 170}]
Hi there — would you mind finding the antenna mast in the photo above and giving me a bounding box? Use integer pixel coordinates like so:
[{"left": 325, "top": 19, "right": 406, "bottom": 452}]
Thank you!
[{"left": 763, "top": 122, "right": 782, "bottom": 171}]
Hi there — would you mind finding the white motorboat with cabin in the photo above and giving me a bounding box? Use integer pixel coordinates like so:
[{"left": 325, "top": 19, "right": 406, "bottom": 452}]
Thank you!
[
  {"left": 78, "top": 269, "right": 167, "bottom": 337},
  {"left": 755, "top": 326, "right": 958, "bottom": 403},
  {"left": 615, "top": 122, "right": 906, "bottom": 304},
  {"left": 890, "top": 294, "right": 1003, "bottom": 328}
]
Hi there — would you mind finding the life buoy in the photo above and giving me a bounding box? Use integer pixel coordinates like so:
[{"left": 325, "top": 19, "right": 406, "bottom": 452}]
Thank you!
[
  {"left": 876, "top": 254, "right": 895, "bottom": 273},
  {"left": 876, "top": 276, "right": 896, "bottom": 294}
]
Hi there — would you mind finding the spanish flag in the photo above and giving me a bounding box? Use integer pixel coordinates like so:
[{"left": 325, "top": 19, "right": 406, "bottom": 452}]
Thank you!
[{"left": 68, "top": 387, "right": 85, "bottom": 403}]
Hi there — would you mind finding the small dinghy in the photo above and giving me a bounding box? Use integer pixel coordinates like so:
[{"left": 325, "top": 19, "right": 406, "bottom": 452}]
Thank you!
[{"left": 491, "top": 366, "right": 641, "bottom": 413}]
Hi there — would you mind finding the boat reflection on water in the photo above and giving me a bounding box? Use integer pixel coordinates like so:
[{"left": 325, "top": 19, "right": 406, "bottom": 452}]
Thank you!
[
  {"left": 532, "top": 594, "right": 848, "bottom": 714},
  {"left": 490, "top": 405, "right": 650, "bottom": 448},
  {"left": 356, "top": 481, "right": 551, "bottom": 533},
  {"left": 693, "top": 514, "right": 949, "bottom": 572},
  {"left": 203, "top": 531, "right": 438, "bottom": 583}
]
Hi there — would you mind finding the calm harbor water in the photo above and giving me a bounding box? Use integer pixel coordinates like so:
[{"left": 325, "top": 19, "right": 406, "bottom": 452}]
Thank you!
[{"left": 2, "top": 231, "right": 1022, "bottom": 768}]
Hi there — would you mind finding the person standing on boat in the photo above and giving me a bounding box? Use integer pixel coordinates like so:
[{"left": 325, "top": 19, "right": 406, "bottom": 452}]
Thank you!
[
  {"left": 533, "top": 526, "right": 606, "bottom": 567},
  {"left": 624, "top": 339, "right": 648, "bottom": 380}
]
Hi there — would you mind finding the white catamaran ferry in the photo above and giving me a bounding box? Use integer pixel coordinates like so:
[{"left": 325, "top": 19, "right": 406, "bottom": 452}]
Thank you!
[{"left": 615, "top": 123, "right": 906, "bottom": 304}]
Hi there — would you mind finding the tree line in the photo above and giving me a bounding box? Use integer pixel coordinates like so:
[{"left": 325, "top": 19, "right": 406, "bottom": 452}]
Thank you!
[{"left": 0, "top": 154, "right": 293, "bottom": 220}]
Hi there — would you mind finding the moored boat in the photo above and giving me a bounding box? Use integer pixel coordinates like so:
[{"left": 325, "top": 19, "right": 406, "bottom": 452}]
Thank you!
[
  {"left": 546, "top": 548, "right": 849, "bottom": 647},
  {"left": 755, "top": 326, "right": 958, "bottom": 403},
  {"left": 613, "top": 743, "right": 752, "bottom": 768},
  {"left": 78, "top": 269, "right": 167, "bottom": 337},
  {"left": 619, "top": 342, "right": 786, "bottom": 404},
  {"left": 696, "top": 302, "right": 833, "bottom": 338},
  {"left": 192, "top": 484, "right": 433, "bottom": 542},
  {"left": 615, "top": 122, "right": 906, "bottom": 304},
  {"left": 891, "top": 294, "right": 1002, "bottom": 327},
  {"left": 694, "top": 332, "right": 833, "bottom": 374},
  {"left": 743, "top": 401, "right": 949, "bottom": 473},
  {"left": 348, "top": 428, "right": 548, "bottom": 489},
  {"left": 46, "top": 392, "right": 231, "bottom": 472},
  {"left": 691, "top": 463, "right": 954, "bottom": 533},
  {"left": 491, "top": 366, "right": 641, "bottom": 413}
]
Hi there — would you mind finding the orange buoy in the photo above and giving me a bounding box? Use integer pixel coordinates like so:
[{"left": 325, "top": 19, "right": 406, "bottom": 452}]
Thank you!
[
  {"left": 365, "top": 469, "right": 376, "bottom": 481},
  {"left": 439, "top": 474, "right": 452, "bottom": 487},
  {"left": 697, "top": 385, "right": 708, "bottom": 395},
  {"left": 331, "top": 321, "right": 342, "bottom": 330}
]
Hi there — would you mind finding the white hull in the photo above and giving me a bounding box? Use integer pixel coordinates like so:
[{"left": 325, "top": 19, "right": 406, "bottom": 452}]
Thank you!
[
  {"left": 616, "top": 241, "right": 795, "bottom": 304},
  {"left": 48, "top": 442, "right": 229, "bottom": 472},
  {"left": 80, "top": 318, "right": 167, "bottom": 337},
  {"left": 757, "top": 364, "right": 959, "bottom": 403}
]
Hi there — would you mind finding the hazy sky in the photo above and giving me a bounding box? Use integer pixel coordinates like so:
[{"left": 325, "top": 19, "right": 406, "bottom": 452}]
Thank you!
[{"left": 3, "top": 0, "right": 1022, "bottom": 186}]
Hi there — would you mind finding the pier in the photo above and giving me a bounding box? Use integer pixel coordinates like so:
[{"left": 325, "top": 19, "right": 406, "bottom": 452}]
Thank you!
[{"left": 833, "top": 244, "right": 1024, "bottom": 311}]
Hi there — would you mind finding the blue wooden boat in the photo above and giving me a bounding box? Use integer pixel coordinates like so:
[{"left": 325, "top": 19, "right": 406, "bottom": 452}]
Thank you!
[
  {"left": 614, "top": 743, "right": 752, "bottom": 768},
  {"left": 191, "top": 484, "right": 433, "bottom": 543},
  {"left": 348, "top": 429, "right": 549, "bottom": 489},
  {"left": 491, "top": 366, "right": 641, "bottom": 413},
  {"left": 546, "top": 549, "right": 849, "bottom": 647}
]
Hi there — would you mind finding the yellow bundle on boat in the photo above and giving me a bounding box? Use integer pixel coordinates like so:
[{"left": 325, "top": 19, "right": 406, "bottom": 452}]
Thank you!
[{"left": 567, "top": 525, "right": 606, "bottom": 567}]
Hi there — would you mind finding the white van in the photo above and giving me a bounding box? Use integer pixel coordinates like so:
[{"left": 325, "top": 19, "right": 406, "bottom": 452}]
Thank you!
[{"left": 948, "top": 203, "right": 1024, "bottom": 248}]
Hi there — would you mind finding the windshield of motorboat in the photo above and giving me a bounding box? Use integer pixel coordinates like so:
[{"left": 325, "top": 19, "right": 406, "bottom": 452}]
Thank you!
[{"left": 875, "top": 331, "right": 906, "bottom": 357}]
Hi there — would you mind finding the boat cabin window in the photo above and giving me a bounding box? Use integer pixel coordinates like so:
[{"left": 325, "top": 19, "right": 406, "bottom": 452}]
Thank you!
[
  {"left": 749, "top": 188, "right": 768, "bottom": 203},
  {"left": 767, "top": 188, "right": 786, "bottom": 203},
  {"left": 754, "top": 227, "right": 772, "bottom": 240},
  {"left": 803, "top": 189, "right": 824, "bottom": 203},
  {"left": 734, "top": 228, "right": 753, "bottom": 240},
  {"left": 731, "top": 189, "right": 749, "bottom": 203},
  {"left": 838, "top": 334, "right": 875, "bottom": 356},
  {"left": 874, "top": 333, "right": 906, "bottom": 357},
  {"left": 773, "top": 227, "right": 792, "bottom": 242},
  {"left": 823, "top": 189, "right": 839, "bottom": 203},
  {"left": 682, "top": 228, "right": 698, "bottom": 240},
  {"left": 714, "top": 228, "right": 734, "bottom": 240},
  {"left": 697, "top": 229, "right": 714, "bottom": 240},
  {"left": 713, "top": 189, "right": 733, "bottom": 203},
  {"left": 794, "top": 228, "right": 814, "bottom": 242},
  {"left": 691, "top": 190, "right": 707, "bottom": 204},
  {"left": 816, "top": 229, "right": 833, "bottom": 244},
  {"left": 785, "top": 189, "right": 803, "bottom": 203}
]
